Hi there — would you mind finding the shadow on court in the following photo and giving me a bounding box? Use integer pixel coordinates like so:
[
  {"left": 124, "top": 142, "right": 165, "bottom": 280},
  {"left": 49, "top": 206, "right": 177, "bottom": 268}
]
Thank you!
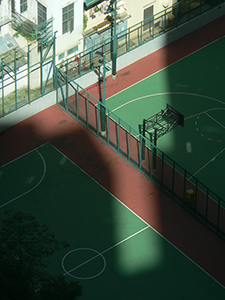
[{"left": 0, "top": 102, "right": 225, "bottom": 298}]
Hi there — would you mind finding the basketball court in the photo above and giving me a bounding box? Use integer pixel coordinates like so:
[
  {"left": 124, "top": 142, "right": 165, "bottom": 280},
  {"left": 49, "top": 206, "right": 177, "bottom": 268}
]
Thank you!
[
  {"left": 105, "top": 36, "right": 225, "bottom": 201},
  {"left": 0, "top": 143, "right": 224, "bottom": 299}
]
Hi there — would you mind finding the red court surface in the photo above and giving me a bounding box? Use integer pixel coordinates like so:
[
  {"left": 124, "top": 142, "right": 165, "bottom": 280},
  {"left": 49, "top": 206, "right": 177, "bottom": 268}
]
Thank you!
[{"left": 1, "top": 15, "right": 225, "bottom": 287}]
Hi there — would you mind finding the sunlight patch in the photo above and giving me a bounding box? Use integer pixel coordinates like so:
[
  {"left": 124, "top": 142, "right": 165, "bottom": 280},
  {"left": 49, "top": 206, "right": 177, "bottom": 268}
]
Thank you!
[
  {"left": 113, "top": 201, "right": 164, "bottom": 276},
  {"left": 115, "top": 227, "right": 164, "bottom": 276}
]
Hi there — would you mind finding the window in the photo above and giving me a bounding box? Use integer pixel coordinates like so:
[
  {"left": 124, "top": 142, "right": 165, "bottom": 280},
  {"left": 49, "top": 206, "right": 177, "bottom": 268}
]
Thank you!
[
  {"left": 143, "top": 6, "right": 153, "bottom": 31},
  {"left": 20, "top": 0, "right": 27, "bottom": 13},
  {"left": 67, "top": 46, "right": 78, "bottom": 56},
  {"left": 62, "top": 3, "right": 74, "bottom": 34},
  {"left": 58, "top": 53, "right": 65, "bottom": 60},
  {"left": 37, "top": 2, "right": 47, "bottom": 25}
]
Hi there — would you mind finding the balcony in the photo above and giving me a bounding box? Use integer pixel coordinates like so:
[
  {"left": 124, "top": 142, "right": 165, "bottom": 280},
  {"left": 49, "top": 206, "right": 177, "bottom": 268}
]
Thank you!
[
  {"left": 83, "top": 0, "right": 130, "bottom": 38},
  {"left": 11, "top": 12, "right": 53, "bottom": 47}
]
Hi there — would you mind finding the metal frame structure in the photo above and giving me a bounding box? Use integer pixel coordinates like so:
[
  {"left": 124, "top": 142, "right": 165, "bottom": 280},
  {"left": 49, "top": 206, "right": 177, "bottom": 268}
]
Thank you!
[
  {"left": 139, "top": 104, "right": 184, "bottom": 166},
  {"left": 139, "top": 104, "right": 184, "bottom": 145}
]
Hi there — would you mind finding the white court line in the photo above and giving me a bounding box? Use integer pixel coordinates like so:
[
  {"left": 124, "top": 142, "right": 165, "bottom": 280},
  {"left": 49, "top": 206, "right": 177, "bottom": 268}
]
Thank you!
[
  {"left": 0, "top": 142, "right": 48, "bottom": 168},
  {"left": 63, "top": 225, "right": 150, "bottom": 276},
  {"left": 204, "top": 112, "right": 225, "bottom": 129},
  {"left": 189, "top": 148, "right": 225, "bottom": 179},
  {"left": 51, "top": 144, "right": 225, "bottom": 289},
  {"left": 185, "top": 107, "right": 225, "bottom": 121},
  {"left": 0, "top": 149, "right": 46, "bottom": 209},
  {"left": 112, "top": 92, "right": 225, "bottom": 114},
  {"left": 106, "top": 35, "right": 225, "bottom": 102}
]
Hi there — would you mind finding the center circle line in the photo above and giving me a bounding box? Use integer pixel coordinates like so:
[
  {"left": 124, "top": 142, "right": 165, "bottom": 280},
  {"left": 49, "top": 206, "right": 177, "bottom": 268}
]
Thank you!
[{"left": 62, "top": 248, "right": 106, "bottom": 280}]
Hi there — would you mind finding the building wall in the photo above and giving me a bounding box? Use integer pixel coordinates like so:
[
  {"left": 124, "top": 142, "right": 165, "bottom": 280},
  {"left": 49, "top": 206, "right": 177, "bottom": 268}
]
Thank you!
[
  {"left": 1, "top": 0, "right": 175, "bottom": 57},
  {"left": 55, "top": 0, "right": 83, "bottom": 59},
  {"left": 14, "top": 0, "right": 37, "bottom": 23},
  {"left": 0, "top": 0, "right": 11, "bottom": 36},
  {"left": 126, "top": 0, "right": 173, "bottom": 28},
  {"left": 0, "top": 0, "right": 84, "bottom": 62},
  {"left": 83, "top": 0, "right": 174, "bottom": 52}
]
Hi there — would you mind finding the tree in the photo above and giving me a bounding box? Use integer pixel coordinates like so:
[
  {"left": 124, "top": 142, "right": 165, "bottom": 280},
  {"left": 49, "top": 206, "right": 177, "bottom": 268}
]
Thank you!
[
  {"left": 0, "top": 210, "right": 82, "bottom": 300},
  {"left": 37, "top": 275, "right": 83, "bottom": 300}
]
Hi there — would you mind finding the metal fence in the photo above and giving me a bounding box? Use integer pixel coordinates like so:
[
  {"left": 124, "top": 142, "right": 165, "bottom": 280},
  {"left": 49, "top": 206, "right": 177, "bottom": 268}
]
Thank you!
[
  {"left": 57, "top": 0, "right": 225, "bottom": 78},
  {"left": 55, "top": 68, "right": 225, "bottom": 240},
  {"left": 1, "top": 0, "right": 224, "bottom": 118},
  {"left": 11, "top": 12, "right": 53, "bottom": 46},
  {"left": 0, "top": 34, "right": 56, "bottom": 117}
]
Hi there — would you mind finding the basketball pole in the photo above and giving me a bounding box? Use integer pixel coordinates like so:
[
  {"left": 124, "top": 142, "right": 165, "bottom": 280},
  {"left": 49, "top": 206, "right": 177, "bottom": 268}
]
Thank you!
[{"left": 112, "top": 0, "right": 117, "bottom": 80}]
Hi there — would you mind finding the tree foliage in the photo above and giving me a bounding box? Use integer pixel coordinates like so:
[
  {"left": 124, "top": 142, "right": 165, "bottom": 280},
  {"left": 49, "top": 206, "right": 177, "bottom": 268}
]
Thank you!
[
  {"left": 37, "top": 275, "right": 83, "bottom": 300},
  {"left": 0, "top": 210, "right": 83, "bottom": 300}
]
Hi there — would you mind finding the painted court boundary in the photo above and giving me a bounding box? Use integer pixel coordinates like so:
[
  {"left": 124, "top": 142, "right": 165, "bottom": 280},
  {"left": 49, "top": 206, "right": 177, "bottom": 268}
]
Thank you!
[
  {"left": 105, "top": 34, "right": 225, "bottom": 103},
  {"left": 0, "top": 141, "right": 224, "bottom": 288},
  {"left": 0, "top": 146, "right": 47, "bottom": 209},
  {"left": 50, "top": 143, "right": 225, "bottom": 288}
]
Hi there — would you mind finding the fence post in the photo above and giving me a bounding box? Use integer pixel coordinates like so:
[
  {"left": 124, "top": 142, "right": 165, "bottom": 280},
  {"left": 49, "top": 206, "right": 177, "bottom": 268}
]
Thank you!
[
  {"left": 160, "top": 151, "right": 164, "bottom": 187},
  {"left": 216, "top": 198, "right": 221, "bottom": 234},
  {"left": 172, "top": 161, "right": 175, "bottom": 197},
  {"left": 128, "top": 27, "right": 130, "bottom": 51},
  {"left": 1, "top": 58, "right": 4, "bottom": 116},
  {"left": 107, "top": 111, "right": 110, "bottom": 145},
  {"left": 53, "top": 32, "right": 56, "bottom": 90},
  {"left": 183, "top": 169, "right": 187, "bottom": 205},
  {"left": 14, "top": 51, "right": 17, "bottom": 110},
  {"left": 28, "top": 44, "right": 31, "bottom": 103},
  {"left": 117, "top": 118, "right": 120, "bottom": 152},
  {"left": 205, "top": 189, "right": 209, "bottom": 225},
  {"left": 194, "top": 179, "right": 198, "bottom": 215},
  {"left": 128, "top": 126, "right": 131, "bottom": 162},
  {"left": 66, "top": 62, "right": 69, "bottom": 111},
  {"left": 76, "top": 84, "right": 79, "bottom": 119},
  {"left": 40, "top": 40, "right": 43, "bottom": 96}
]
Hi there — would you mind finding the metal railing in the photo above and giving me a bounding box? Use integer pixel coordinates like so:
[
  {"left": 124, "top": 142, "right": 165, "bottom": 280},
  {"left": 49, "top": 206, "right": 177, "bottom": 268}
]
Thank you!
[
  {"left": 1, "top": 0, "right": 223, "bottom": 118},
  {"left": 57, "top": 0, "right": 224, "bottom": 78},
  {"left": 55, "top": 68, "right": 225, "bottom": 240},
  {"left": 0, "top": 34, "right": 55, "bottom": 117},
  {"left": 11, "top": 12, "right": 53, "bottom": 46}
]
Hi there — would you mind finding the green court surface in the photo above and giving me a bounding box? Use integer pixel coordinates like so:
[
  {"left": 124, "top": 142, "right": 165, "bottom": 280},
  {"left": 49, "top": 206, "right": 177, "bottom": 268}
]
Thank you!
[
  {"left": 0, "top": 143, "right": 224, "bottom": 299},
  {"left": 106, "top": 37, "right": 225, "bottom": 201}
]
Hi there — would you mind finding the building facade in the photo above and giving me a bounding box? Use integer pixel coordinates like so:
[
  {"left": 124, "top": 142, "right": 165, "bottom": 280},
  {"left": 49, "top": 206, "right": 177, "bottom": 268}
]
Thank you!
[
  {"left": 83, "top": 0, "right": 174, "bottom": 51},
  {"left": 0, "top": 0, "right": 84, "bottom": 64}
]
